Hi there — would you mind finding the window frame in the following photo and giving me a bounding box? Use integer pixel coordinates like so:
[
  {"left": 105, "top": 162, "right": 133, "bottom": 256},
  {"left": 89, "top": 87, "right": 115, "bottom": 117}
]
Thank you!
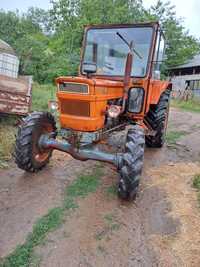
[
  {"left": 80, "top": 23, "right": 157, "bottom": 79},
  {"left": 152, "top": 29, "right": 166, "bottom": 74}
]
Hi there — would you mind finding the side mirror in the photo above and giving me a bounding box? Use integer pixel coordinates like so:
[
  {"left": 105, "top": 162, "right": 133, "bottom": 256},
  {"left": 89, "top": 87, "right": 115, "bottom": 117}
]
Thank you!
[{"left": 82, "top": 62, "right": 97, "bottom": 75}]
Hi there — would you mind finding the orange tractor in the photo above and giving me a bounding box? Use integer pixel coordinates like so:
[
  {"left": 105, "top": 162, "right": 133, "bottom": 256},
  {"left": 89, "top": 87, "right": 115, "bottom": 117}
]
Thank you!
[{"left": 15, "top": 22, "right": 171, "bottom": 200}]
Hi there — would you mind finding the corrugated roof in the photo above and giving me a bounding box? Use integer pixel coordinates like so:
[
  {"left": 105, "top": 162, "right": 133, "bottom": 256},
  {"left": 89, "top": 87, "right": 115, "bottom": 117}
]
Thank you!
[
  {"left": 170, "top": 54, "right": 200, "bottom": 69},
  {"left": 0, "top": 39, "right": 16, "bottom": 55}
]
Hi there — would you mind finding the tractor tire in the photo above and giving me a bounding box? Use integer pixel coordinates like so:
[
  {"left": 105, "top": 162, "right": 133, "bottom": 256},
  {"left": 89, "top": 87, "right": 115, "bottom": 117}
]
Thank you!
[
  {"left": 118, "top": 125, "right": 145, "bottom": 200},
  {"left": 15, "top": 112, "right": 56, "bottom": 172},
  {"left": 145, "top": 89, "right": 171, "bottom": 148}
]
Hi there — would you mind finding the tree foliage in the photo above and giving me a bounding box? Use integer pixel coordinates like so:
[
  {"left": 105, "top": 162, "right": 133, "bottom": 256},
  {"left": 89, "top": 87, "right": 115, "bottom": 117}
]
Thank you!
[
  {"left": 0, "top": 0, "right": 199, "bottom": 83},
  {"left": 147, "top": 0, "right": 200, "bottom": 68}
]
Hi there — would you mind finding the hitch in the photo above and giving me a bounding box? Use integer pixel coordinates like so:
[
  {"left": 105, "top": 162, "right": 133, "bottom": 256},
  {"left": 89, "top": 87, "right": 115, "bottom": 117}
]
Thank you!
[{"left": 39, "top": 134, "right": 122, "bottom": 168}]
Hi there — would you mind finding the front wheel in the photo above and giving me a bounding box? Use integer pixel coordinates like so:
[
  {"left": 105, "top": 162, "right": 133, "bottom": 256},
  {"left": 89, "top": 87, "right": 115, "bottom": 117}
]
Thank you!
[
  {"left": 15, "top": 112, "right": 56, "bottom": 172},
  {"left": 118, "top": 125, "right": 145, "bottom": 200}
]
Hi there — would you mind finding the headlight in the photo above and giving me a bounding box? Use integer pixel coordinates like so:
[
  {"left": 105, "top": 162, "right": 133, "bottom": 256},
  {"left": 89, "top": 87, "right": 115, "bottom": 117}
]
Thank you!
[
  {"left": 107, "top": 105, "right": 121, "bottom": 118},
  {"left": 128, "top": 88, "right": 144, "bottom": 113},
  {"left": 48, "top": 100, "right": 58, "bottom": 111}
]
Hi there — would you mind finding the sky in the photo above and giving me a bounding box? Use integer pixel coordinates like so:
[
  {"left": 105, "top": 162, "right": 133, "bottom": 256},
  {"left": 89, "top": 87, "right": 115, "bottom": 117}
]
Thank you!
[
  {"left": 0, "top": 0, "right": 199, "bottom": 39},
  {"left": 143, "top": 0, "right": 200, "bottom": 39}
]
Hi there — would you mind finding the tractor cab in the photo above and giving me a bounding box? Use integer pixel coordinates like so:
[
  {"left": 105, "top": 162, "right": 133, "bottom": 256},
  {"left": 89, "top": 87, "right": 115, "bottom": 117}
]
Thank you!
[{"left": 81, "top": 22, "right": 165, "bottom": 80}]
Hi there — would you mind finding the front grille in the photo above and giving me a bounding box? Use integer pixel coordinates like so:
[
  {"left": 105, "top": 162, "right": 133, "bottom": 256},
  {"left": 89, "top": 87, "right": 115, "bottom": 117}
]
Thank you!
[
  {"left": 59, "top": 82, "right": 89, "bottom": 94},
  {"left": 61, "top": 100, "right": 90, "bottom": 117}
]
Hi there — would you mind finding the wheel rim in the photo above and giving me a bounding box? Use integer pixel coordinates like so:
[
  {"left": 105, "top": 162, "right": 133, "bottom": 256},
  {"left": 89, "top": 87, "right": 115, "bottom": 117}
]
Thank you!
[{"left": 32, "top": 122, "right": 54, "bottom": 164}]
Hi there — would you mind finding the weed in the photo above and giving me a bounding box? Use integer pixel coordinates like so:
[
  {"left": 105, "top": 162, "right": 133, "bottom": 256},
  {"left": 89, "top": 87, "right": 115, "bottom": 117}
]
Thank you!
[
  {"left": 28, "top": 207, "right": 64, "bottom": 246},
  {"left": 95, "top": 212, "right": 121, "bottom": 241},
  {"left": 66, "top": 167, "right": 103, "bottom": 198},
  {"left": 193, "top": 174, "right": 200, "bottom": 190},
  {"left": 29, "top": 253, "right": 42, "bottom": 267},
  {"left": 104, "top": 213, "right": 115, "bottom": 223},
  {"left": 97, "top": 245, "right": 107, "bottom": 254},
  {"left": 166, "top": 130, "right": 187, "bottom": 145},
  {"left": 0, "top": 117, "right": 17, "bottom": 167},
  {"left": 106, "top": 184, "right": 117, "bottom": 198},
  {"left": 110, "top": 223, "right": 120, "bottom": 231},
  {"left": 192, "top": 174, "right": 200, "bottom": 207},
  {"left": 104, "top": 213, "right": 120, "bottom": 232},
  {"left": 63, "top": 197, "right": 78, "bottom": 210},
  {"left": 95, "top": 229, "right": 108, "bottom": 241}
]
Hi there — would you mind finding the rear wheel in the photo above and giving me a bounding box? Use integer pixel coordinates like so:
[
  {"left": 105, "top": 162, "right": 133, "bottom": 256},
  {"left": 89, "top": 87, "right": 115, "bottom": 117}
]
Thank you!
[
  {"left": 118, "top": 125, "right": 145, "bottom": 200},
  {"left": 15, "top": 112, "right": 56, "bottom": 172},
  {"left": 145, "top": 89, "right": 171, "bottom": 148}
]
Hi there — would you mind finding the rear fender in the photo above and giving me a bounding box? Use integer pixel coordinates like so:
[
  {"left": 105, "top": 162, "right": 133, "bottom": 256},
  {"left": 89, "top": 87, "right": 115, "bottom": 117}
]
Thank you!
[{"left": 146, "top": 80, "right": 172, "bottom": 113}]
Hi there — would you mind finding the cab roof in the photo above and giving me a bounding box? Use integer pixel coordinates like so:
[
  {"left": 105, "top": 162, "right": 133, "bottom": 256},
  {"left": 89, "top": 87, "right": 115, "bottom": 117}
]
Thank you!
[{"left": 85, "top": 21, "right": 160, "bottom": 30}]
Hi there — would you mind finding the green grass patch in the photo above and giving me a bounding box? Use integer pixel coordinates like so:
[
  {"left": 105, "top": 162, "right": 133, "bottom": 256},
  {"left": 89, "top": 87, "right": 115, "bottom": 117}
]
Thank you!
[
  {"left": 31, "top": 83, "right": 56, "bottom": 112},
  {"left": 166, "top": 130, "right": 187, "bottom": 145},
  {"left": 105, "top": 184, "right": 117, "bottom": 198},
  {"left": 95, "top": 212, "right": 121, "bottom": 241},
  {"left": 0, "top": 166, "right": 103, "bottom": 267},
  {"left": 193, "top": 174, "right": 200, "bottom": 207},
  {"left": 104, "top": 213, "right": 115, "bottom": 223},
  {"left": 0, "top": 116, "right": 17, "bottom": 168},
  {"left": 63, "top": 197, "right": 78, "bottom": 211},
  {"left": 28, "top": 207, "right": 64, "bottom": 246},
  {"left": 0, "top": 207, "right": 64, "bottom": 267},
  {"left": 171, "top": 99, "right": 200, "bottom": 113},
  {"left": 66, "top": 167, "right": 102, "bottom": 198},
  {"left": 97, "top": 245, "right": 107, "bottom": 254},
  {"left": 193, "top": 174, "right": 200, "bottom": 190}
]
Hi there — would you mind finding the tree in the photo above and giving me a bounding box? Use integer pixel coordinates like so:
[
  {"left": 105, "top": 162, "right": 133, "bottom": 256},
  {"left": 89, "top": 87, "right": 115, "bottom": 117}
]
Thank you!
[{"left": 147, "top": 0, "right": 200, "bottom": 68}]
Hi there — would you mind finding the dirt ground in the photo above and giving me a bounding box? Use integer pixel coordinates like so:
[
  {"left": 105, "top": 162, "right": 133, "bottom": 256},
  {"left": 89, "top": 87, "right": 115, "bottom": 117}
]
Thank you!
[{"left": 1, "top": 107, "right": 200, "bottom": 266}]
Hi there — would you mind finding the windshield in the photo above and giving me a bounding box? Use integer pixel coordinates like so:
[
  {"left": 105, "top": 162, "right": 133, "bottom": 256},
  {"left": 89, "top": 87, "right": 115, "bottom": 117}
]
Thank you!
[{"left": 82, "top": 27, "right": 153, "bottom": 77}]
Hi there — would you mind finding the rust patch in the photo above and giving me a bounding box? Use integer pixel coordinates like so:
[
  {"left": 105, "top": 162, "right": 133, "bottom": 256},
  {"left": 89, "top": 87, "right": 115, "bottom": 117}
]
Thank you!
[{"left": 0, "top": 74, "right": 32, "bottom": 115}]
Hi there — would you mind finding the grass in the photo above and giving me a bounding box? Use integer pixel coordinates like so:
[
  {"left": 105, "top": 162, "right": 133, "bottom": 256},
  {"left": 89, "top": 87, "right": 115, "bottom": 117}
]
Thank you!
[
  {"left": 0, "top": 116, "right": 17, "bottom": 168},
  {"left": 31, "top": 83, "right": 56, "bottom": 111},
  {"left": 193, "top": 174, "right": 200, "bottom": 190},
  {"left": 0, "top": 166, "right": 103, "bottom": 267},
  {"left": 95, "top": 212, "right": 121, "bottom": 241},
  {"left": 193, "top": 174, "right": 200, "bottom": 207},
  {"left": 66, "top": 168, "right": 102, "bottom": 198},
  {"left": 171, "top": 99, "right": 200, "bottom": 113},
  {"left": 166, "top": 130, "right": 187, "bottom": 145},
  {"left": 105, "top": 184, "right": 117, "bottom": 198},
  {"left": 0, "top": 83, "right": 56, "bottom": 168}
]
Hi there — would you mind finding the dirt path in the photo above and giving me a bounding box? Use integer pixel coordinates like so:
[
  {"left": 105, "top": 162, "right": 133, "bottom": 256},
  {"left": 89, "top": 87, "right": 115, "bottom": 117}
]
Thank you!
[{"left": 1, "top": 107, "right": 200, "bottom": 266}]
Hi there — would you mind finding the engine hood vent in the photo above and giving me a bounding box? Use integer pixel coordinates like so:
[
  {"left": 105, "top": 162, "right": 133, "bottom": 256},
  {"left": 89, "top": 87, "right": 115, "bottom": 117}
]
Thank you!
[{"left": 59, "top": 82, "right": 89, "bottom": 94}]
